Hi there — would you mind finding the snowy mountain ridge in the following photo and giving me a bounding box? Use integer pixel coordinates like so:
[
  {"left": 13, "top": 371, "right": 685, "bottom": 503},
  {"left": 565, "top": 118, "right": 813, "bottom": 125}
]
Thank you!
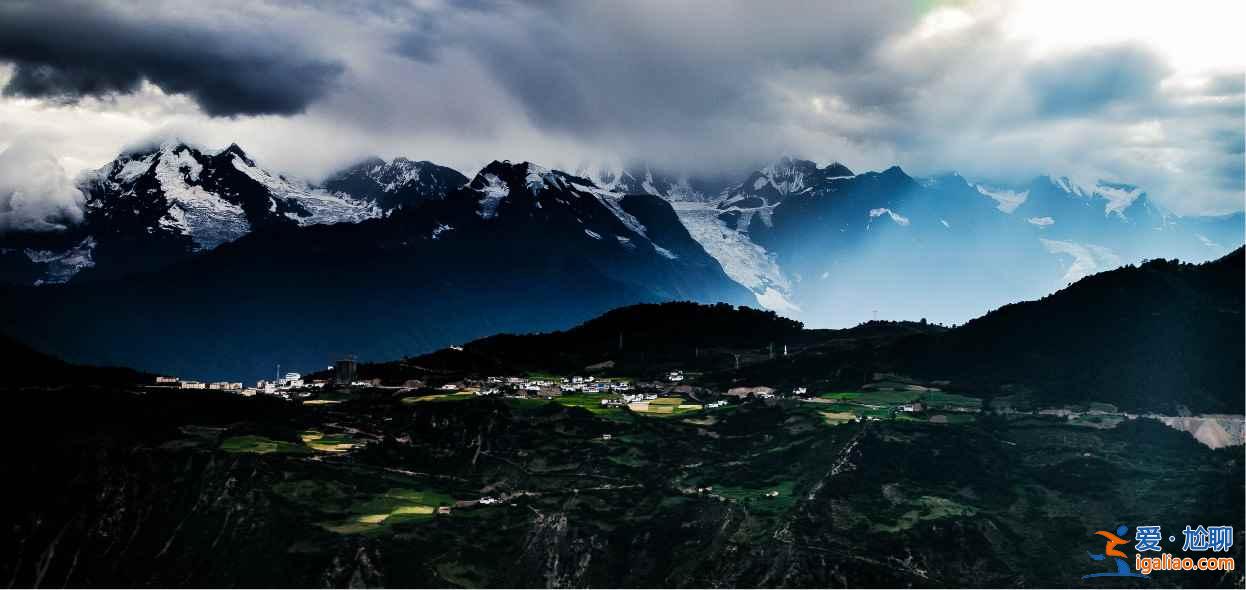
[
  {"left": 5, "top": 145, "right": 1240, "bottom": 325},
  {"left": 81, "top": 141, "right": 381, "bottom": 251}
]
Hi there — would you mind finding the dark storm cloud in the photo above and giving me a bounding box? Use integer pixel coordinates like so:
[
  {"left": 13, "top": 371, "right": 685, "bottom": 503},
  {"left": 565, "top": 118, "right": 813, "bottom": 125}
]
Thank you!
[
  {"left": 393, "top": 1, "right": 916, "bottom": 142},
  {"left": 0, "top": 1, "right": 343, "bottom": 116},
  {"left": 1026, "top": 45, "right": 1168, "bottom": 117},
  {"left": 393, "top": 15, "right": 444, "bottom": 64},
  {"left": 0, "top": 1, "right": 1239, "bottom": 216}
]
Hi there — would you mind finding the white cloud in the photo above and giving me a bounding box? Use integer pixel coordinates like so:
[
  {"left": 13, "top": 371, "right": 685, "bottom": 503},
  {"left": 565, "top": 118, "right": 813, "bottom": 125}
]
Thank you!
[{"left": 0, "top": 142, "right": 84, "bottom": 233}]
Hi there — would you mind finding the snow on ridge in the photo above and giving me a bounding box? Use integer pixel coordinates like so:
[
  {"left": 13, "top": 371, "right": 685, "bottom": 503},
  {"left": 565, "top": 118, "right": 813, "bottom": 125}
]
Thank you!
[
  {"left": 523, "top": 162, "right": 555, "bottom": 194},
  {"left": 754, "top": 158, "right": 810, "bottom": 196},
  {"left": 573, "top": 162, "right": 709, "bottom": 202},
  {"left": 653, "top": 244, "right": 678, "bottom": 260},
  {"left": 1040, "top": 238, "right": 1121, "bottom": 283},
  {"left": 115, "top": 153, "right": 156, "bottom": 183},
  {"left": 476, "top": 173, "right": 509, "bottom": 219},
  {"left": 25, "top": 237, "right": 96, "bottom": 285},
  {"left": 1053, "top": 176, "right": 1089, "bottom": 197},
  {"left": 229, "top": 153, "right": 380, "bottom": 227},
  {"left": 152, "top": 149, "right": 249, "bottom": 250},
  {"left": 868, "top": 207, "right": 910, "bottom": 226},
  {"left": 670, "top": 200, "right": 797, "bottom": 314},
  {"left": 573, "top": 162, "right": 628, "bottom": 193},
  {"left": 974, "top": 184, "right": 1028, "bottom": 213},
  {"left": 382, "top": 160, "right": 430, "bottom": 192},
  {"left": 1091, "top": 182, "right": 1144, "bottom": 216},
  {"left": 580, "top": 183, "right": 651, "bottom": 239},
  {"left": 475, "top": 163, "right": 662, "bottom": 254}
]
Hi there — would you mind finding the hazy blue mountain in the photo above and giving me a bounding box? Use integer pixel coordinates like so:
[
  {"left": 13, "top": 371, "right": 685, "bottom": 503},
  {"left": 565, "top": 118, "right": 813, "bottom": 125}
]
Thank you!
[{"left": 711, "top": 162, "right": 1246, "bottom": 326}]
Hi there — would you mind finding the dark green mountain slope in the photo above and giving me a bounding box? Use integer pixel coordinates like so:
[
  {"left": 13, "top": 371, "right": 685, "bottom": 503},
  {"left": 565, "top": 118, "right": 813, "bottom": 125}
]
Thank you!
[{"left": 891, "top": 247, "right": 1244, "bottom": 413}]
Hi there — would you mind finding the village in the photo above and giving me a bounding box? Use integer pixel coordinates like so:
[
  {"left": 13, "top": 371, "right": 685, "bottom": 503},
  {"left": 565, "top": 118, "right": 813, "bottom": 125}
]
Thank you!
[{"left": 147, "top": 358, "right": 978, "bottom": 423}]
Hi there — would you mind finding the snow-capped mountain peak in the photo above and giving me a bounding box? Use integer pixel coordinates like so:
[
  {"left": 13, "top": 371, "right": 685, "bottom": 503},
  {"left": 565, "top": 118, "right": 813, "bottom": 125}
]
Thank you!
[
  {"left": 82, "top": 141, "right": 382, "bottom": 251},
  {"left": 4, "top": 141, "right": 398, "bottom": 284},
  {"left": 320, "top": 156, "right": 468, "bottom": 210},
  {"left": 573, "top": 162, "right": 723, "bottom": 204},
  {"left": 463, "top": 160, "right": 672, "bottom": 256}
]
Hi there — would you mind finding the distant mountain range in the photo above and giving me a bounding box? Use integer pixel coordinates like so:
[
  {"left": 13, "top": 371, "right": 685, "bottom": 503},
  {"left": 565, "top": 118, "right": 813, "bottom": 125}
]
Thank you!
[
  {"left": 0, "top": 158, "right": 750, "bottom": 381},
  {"left": 0, "top": 141, "right": 1240, "bottom": 380}
]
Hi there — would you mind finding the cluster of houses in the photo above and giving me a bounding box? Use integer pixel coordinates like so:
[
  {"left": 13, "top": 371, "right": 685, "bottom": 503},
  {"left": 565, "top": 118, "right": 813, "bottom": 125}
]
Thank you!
[
  {"left": 255, "top": 372, "right": 330, "bottom": 397},
  {"left": 600, "top": 391, "right": 659, "bottom": 407},
  {"left": 153, "top": 371, "right": 339, "bottom": 400},
  {"left": 153, "top": 375, "right": 243, "bottom": 391},
  {"left": 154, "top": 363, "right": 817, "bottom": 414},
  {"left": 463, "top": 375, "right": 635, "bottom": 397}
]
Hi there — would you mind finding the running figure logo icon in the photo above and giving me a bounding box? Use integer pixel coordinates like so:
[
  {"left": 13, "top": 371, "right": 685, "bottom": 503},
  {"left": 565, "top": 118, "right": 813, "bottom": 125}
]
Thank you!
[{"left": 1084, "top": 525, "right": 1149, "bottom": 579}]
